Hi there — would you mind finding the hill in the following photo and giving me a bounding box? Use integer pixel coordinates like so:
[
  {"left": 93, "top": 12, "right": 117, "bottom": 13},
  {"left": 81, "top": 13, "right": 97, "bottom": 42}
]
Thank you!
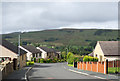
[{"left": 2, "top": 29, "right": 119, "bottom": 47}]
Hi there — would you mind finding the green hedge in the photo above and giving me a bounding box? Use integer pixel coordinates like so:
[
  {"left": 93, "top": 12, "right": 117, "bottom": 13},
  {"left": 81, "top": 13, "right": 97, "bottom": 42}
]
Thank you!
[
  {"left": 27, "top": 61, "right": 34, "bottom": 66},
  {"left": 83, "top": 56, "right": 98, "bottom": 62}
]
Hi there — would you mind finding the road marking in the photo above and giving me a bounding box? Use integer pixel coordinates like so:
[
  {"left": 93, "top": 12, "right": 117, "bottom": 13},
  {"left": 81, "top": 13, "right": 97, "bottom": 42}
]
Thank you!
[
  {"left": 67, "top": 68, "right": 107, "bottom": 79},
  {"left": 25, "top": 67, "right": 32, "bottom": 80},
  {"left": 94, "top": 76, "right": 106, "bottom": 79}
]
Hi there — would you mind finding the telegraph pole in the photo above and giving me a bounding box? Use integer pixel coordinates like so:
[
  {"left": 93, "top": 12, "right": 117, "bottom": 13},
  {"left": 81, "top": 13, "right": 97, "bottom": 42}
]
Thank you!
[{"left": 18, "top": 33, "right": 21, "bottom": 69}]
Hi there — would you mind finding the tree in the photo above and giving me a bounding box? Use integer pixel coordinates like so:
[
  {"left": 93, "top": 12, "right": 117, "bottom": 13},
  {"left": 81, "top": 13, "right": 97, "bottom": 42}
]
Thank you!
[
  {"left": 61, "top": 51, "right": 67, "bottom": 59},
  {"left": 67, "top": 52, "right": 74, "bottom": 64}
]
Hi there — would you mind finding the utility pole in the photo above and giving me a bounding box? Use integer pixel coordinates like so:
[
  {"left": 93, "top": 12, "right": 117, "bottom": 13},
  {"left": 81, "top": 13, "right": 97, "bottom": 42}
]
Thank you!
[
  {"left": 66, "top": 48, "right": 69, "bottom": 65},
  {"left": 18, "top": 33, "right": 21, "bottom": 69}
]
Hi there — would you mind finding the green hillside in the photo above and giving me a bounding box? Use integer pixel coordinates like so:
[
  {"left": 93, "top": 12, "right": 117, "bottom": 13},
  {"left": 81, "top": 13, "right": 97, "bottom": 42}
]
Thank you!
[{"left": 2, "top": 29, "right": 119, "bottom": 47}]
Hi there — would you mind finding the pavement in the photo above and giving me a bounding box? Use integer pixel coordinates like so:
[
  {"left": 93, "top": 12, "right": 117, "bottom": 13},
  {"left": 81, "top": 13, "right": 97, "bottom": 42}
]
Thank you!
[
  {"left": 2, "top": 65, "right": 33, "bottom": 81},
  {"left": 65, "top": 65, "right": 120, "bottom": 80}
]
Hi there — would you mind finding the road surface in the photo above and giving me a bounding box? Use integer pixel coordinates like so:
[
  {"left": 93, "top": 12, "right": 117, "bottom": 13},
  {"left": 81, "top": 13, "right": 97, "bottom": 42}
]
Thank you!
[{"left": 27, "top": 63, "right": 111, "bottom": 81}]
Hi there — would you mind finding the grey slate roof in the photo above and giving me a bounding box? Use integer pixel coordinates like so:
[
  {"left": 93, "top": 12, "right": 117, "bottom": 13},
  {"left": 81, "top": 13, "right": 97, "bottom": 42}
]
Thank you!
[
  {"left": 88, "top": 52, "right": 94, "bottom": 57},
  {"left": 39, "top": 47, "right": 58, "bottom": 53},
  {"left": 22, "top": 45, "right": 41, "bottom": 54},
  {"left": 99, "top": 41, "right": 120, "bottom": 56},
  {"left": 0, "top": 39, "right": 27, "bottom": 55}
]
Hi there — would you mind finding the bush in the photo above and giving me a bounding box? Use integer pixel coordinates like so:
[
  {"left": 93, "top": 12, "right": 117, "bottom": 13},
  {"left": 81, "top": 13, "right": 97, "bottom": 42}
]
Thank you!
[
  {"left": 33, "top": 57, "right": 36, "bottom": 62},
  {"left": 83, "top": 56, "right": 98, "bottom": 62},
  {"left": 46, "top": 59, "right": 52, "bottom": 63},
  {"left": 31, "top": 57, "right": 33, "bottom": 61},
  {"left": 40, "top": 58, "right": 44, "bottom": 63},
  {"left": 67, "top": 54, "right": 74, "bottom": 64},
  {"left": 38, "top": 58, "right": 40, "bottom": 63},
  {"left": 94, "top": 57, "right": 98, "bottom": 62},
  {"left": 58, "top": 59, "right": 61, "bottom": 62},
  {"left": 26, "top": 61, "right": 34, "bottom": 66}
]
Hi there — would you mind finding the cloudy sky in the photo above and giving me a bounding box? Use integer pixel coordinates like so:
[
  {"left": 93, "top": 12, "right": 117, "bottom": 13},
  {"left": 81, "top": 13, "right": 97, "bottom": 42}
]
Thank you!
[{"left": 2, "top": 2, "right": 118, "bottom": 34}]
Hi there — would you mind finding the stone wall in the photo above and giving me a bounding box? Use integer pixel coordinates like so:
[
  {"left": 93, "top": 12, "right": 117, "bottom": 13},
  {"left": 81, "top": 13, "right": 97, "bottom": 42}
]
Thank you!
[{"left": 0, "top": 61, "right": 13, "bottom": 79}]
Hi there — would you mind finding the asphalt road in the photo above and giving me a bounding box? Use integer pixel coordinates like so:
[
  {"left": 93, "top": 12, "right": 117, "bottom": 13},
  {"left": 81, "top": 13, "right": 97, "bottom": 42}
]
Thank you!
[{"left": 27, "top": 63, "right": 109, "bottom": 81}]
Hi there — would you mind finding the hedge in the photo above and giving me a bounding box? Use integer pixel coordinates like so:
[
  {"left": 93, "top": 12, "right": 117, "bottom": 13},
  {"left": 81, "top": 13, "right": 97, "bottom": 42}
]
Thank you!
[{"left": 83, "top": 56, "right": 98, "bottom": 62}]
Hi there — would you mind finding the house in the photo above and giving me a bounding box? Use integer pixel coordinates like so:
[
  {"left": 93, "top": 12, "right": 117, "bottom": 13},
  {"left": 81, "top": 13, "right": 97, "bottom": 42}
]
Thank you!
[
  {"left": 93, "top": 41, "right": 120, "bottom": 61},
  {"left": 0, "top": 39, "right": 27, "bottom": 69},
  {"left": 88, "top": 52, "right": 94, "bottom": 57},
  {"left": 36, "top": 47, "right": 60, "bottom": 59},
  {"left": 19, "top": 45, "right": 42, "bottom": 60}
]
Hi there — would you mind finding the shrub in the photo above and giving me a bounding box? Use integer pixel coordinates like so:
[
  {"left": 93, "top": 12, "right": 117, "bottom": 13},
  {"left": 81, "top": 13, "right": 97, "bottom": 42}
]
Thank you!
[
  {"left": 94, "top": 57, "right": 98, "bottom": 62},
  {"left": 38, "top": 58, "right": 40, "bottom": 63},
  {"left": 46, "top": 59, "right": 52, "bottom": 63},
  {"left": 40, "top": 58, "right": 44, "bottom": 63},
  {"left": 33, "top": 57, "right": 36, "bottom": 62},
  {"left": 67, "top": 54, "right": 74, "bottom": 64},
  {"left": 31, "top": 57, "right": 33, "bottom": 61},
  {"left": 58, "top": 59, "right": 61, "bottom": 62},
  {"left": 83, "top": 56, "right": 89, "bottom": 62},
  {"left": 30, "top": 61, "right": 34, "bottom": 65},
  {"left": 26, "top": 61, "right": 34, "bottom": 66},
  {"left": 83, "top": 56, "right": 98, "bottom": 62}
]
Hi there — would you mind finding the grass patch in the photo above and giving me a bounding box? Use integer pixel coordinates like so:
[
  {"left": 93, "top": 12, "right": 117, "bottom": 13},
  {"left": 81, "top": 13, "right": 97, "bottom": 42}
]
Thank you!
[
  {"left": 108, "top": 67, "right": 120, "bottom": 74},
  {"left": 68, "top": 64, "right": 73, "bottom": 67}
]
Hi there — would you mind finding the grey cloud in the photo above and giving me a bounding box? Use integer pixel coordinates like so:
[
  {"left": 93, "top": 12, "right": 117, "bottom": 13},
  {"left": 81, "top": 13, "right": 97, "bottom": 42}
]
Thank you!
[{"left": 2, "top": 2, "right": 118, "bottom": 34}]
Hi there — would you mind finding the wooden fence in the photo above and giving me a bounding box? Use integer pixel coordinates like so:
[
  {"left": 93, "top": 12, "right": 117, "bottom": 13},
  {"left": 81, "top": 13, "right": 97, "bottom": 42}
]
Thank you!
[
  {"left": 108, "top": 60, "right": 120, "bottom": 67},
  {"left": 77, "top": 61, "right": 107, "bottom": 74}
]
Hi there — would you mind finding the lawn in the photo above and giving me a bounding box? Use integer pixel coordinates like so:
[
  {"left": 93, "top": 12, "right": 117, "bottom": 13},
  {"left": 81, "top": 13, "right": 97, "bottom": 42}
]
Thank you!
[
  {"left": 68, "top": 64, "right": 73, "bottom": 67},
  {"left": 108, "top": 67, "right": 120, "bottom": 74}
]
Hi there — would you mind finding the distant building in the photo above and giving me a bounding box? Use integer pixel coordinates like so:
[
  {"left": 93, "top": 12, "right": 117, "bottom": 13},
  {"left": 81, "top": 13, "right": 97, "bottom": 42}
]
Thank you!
[
  {"left": 36, "top": 47, "right": 60, "bottom": 59},
  {"left": 0, "top": 39, "right": 27, "bottom": 69},
  {"left": 93, "top": 41, "right": 120, "bottom": 61},
  {"left": 19, "top": 45, "right": 42, "bottom": 60}
]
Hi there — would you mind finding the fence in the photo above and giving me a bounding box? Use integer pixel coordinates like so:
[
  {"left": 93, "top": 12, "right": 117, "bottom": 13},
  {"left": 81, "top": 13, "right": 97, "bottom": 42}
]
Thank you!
[
  {"left": 0, "top": 61, "right": 14, "bottom": 79},
  {"left": 77, "top": 61, "right": 107, "bottom": 74},
  {"left": 108, "top": 60, "right": 120, "bottom": 67}
]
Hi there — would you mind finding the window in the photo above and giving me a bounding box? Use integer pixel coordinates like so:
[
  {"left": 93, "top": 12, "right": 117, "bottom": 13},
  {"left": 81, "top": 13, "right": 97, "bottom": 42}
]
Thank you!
[{"left": 96, "top": 54, "right": 97, "bottom": 57}]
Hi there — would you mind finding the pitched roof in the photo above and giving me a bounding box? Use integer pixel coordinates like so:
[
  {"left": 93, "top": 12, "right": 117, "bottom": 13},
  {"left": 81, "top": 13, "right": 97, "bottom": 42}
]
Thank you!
[
  {"left": 88, "top": 52, "right": 94, "bottom": 57},
  {"left": 99, "top": 41, "right": 120, "bottom": 56},
  {"left": 39, "top": 47, "right": 58, "bottom": 53},
  {"left": 22, "top": 45, "right": 41, "bottom": 54},
  {"left": 0, "top": 39, "right": 27, "bottom": 55}
]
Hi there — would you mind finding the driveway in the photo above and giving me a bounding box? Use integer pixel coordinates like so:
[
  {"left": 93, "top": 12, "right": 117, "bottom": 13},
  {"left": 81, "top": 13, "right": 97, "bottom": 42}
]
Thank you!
[{"left": 27, "top": 63, "right": 117, "bottom": 81}]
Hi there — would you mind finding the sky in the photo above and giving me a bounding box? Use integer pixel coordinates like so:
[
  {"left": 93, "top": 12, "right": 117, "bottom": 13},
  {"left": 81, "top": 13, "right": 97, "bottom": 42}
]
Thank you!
[{"left": 1, "top": 2, "right": 118, "bottom": 34}]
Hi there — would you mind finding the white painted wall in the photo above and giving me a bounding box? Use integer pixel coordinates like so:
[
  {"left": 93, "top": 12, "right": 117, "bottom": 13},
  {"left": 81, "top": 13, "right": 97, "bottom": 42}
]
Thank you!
[
  {"left": 19, "top": 46, "right": 32, "bottom": 60},
  {"left": 0, "top": 45, "right": 17, "bottom": 60},
  {"left": 93, "top": 42, "right": 105, "bottom": 61},
  {"left": 36, "top": 47, "right": 47, "bottom": 59}
]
